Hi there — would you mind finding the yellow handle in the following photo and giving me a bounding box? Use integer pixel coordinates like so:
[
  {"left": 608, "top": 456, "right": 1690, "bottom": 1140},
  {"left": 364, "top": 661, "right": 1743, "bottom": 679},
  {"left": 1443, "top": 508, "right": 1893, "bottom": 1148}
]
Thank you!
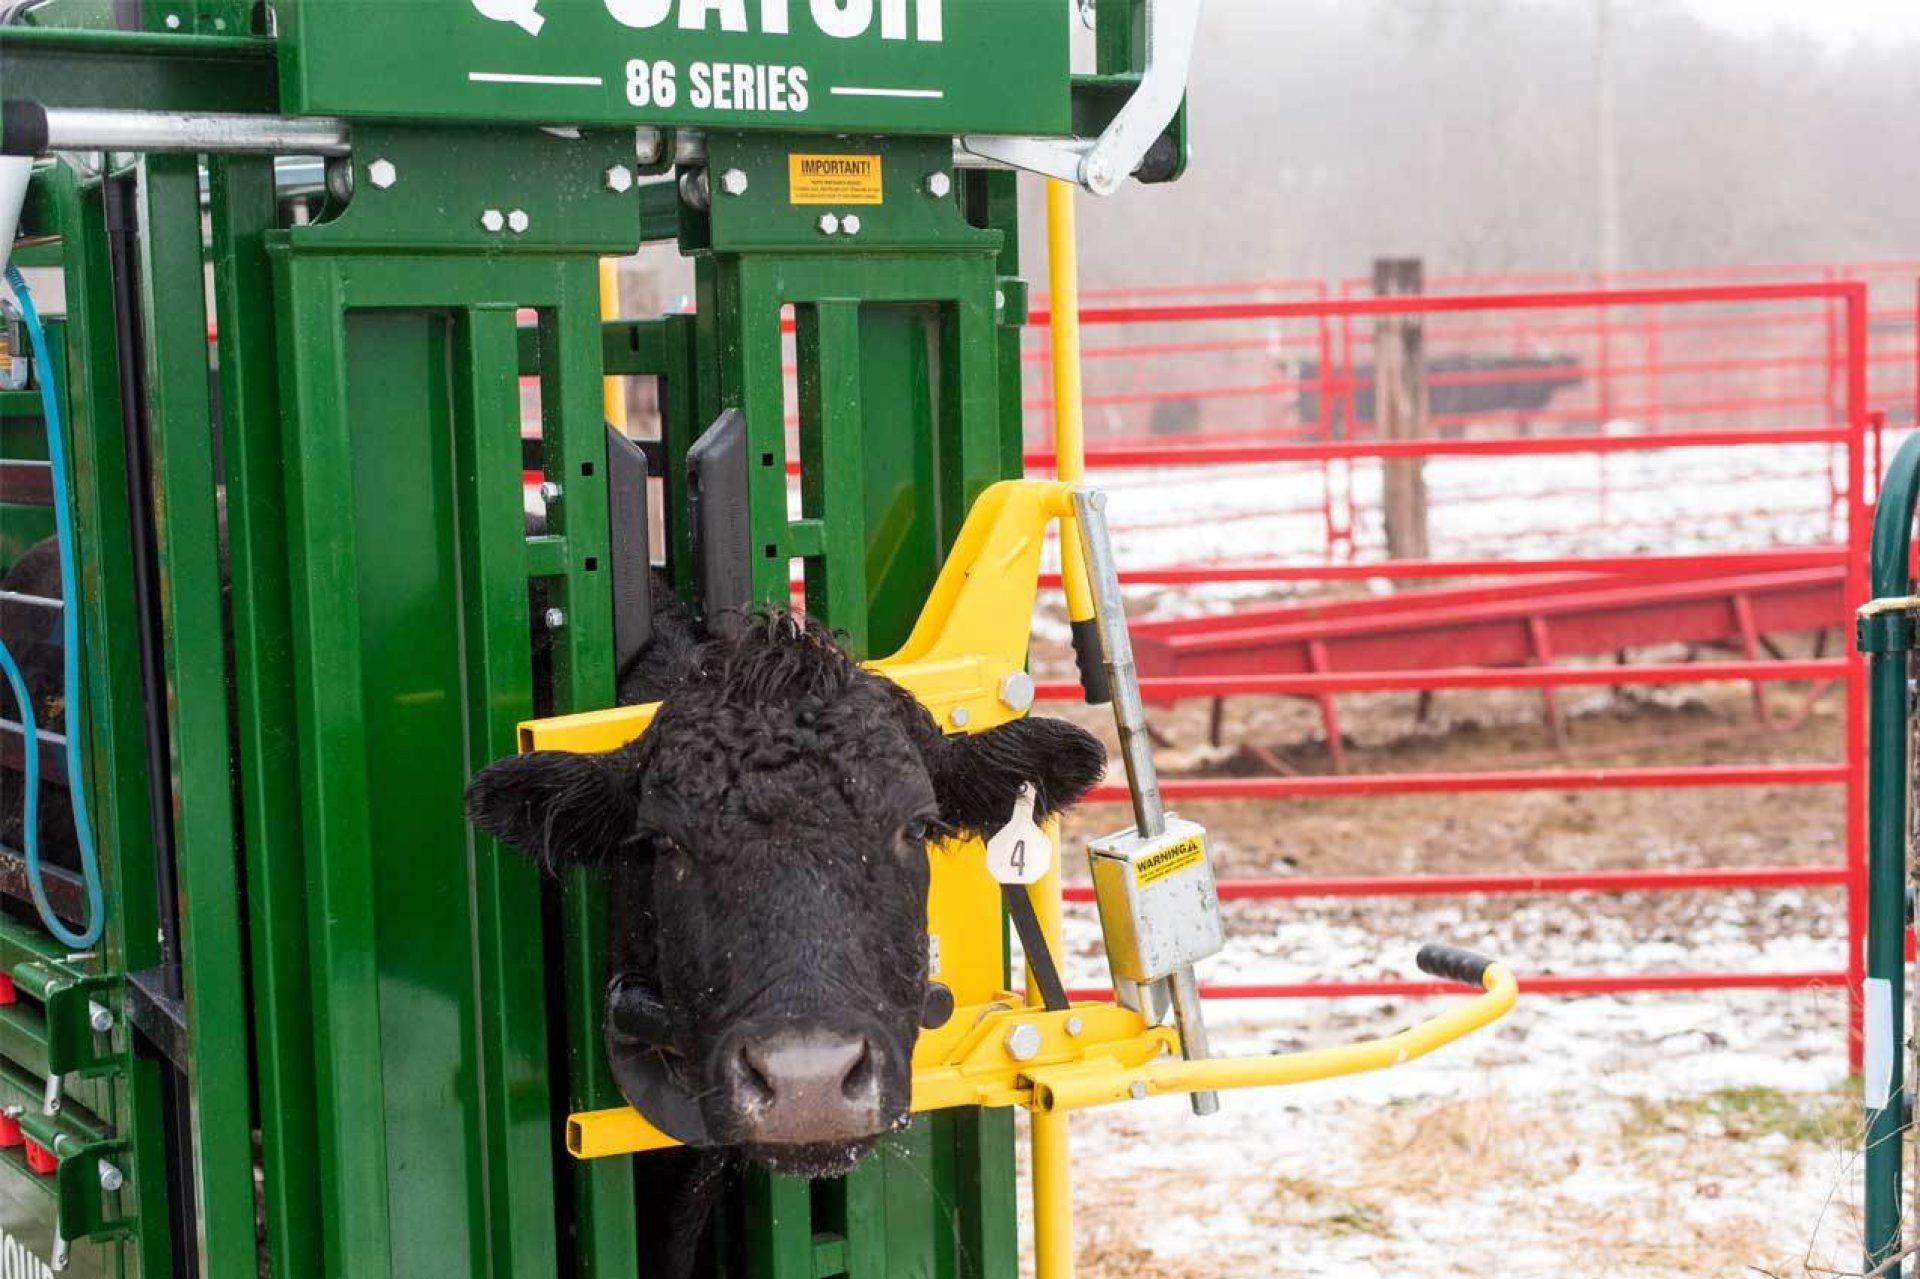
[{"left": 1028, "top": 965, "right": 1521, "bottom": 1114}]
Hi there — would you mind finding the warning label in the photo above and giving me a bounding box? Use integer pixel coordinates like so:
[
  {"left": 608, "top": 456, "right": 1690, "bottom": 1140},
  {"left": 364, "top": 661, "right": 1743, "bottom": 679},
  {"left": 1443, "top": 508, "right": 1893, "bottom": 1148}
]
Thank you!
[
  {"left": 1134, "top": 836, "right": 1207, "bottom": 888},
  {"left": 789, "top": 153, "right": 884, "bottom": 205}
]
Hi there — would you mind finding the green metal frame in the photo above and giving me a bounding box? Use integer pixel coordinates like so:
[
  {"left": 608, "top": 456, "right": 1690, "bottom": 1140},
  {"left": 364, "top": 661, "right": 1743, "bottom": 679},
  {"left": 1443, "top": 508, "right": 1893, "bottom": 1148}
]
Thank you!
[{"left": 0, "top": 4, "right": 1169, "bottom": 1272}]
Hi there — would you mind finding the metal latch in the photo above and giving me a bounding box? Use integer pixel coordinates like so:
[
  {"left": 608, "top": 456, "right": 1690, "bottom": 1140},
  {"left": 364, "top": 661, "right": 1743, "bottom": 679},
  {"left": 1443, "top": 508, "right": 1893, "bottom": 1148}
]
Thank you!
[{"left": 957, "top": 0, "right": 1199, "bottom": 195}]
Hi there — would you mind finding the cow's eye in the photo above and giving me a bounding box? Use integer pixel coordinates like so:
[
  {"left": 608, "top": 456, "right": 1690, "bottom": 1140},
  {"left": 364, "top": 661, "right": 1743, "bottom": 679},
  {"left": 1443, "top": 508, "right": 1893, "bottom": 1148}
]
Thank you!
[{"left": 902, "top": 820, "right": 931, "bottom": 845}]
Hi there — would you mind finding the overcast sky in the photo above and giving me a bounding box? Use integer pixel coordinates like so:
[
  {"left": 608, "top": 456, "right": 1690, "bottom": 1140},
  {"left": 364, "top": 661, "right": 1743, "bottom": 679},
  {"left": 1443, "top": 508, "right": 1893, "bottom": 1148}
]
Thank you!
[{"left": 1637, "top": 0, "right": 1920, "bottom": 44}]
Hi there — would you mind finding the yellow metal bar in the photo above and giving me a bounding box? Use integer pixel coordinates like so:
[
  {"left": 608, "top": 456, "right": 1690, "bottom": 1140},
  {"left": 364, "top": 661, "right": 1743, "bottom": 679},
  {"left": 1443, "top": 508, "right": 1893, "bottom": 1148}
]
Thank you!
[
  {"left": 562, "top": 964, "right": 1513, "bottom": 1160},
  {"left": 1028, "top": 818, "right": 1073, "bottom": 1279},
  {"left": 1045, "top": 178, "right": 1095, "bottom": 628},
  {"left": 599, "top": 257, "right": 627, "bottom": 433},
  {"left": 1028, "top": 966, "right": 1521, "bottom": 1114}
]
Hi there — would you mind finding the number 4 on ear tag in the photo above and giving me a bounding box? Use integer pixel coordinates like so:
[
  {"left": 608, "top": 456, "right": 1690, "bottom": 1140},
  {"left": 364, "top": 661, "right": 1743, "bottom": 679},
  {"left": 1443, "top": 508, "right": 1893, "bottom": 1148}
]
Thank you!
[{"left": 986, "top": 784, "right": 1052, "bottom": 886}]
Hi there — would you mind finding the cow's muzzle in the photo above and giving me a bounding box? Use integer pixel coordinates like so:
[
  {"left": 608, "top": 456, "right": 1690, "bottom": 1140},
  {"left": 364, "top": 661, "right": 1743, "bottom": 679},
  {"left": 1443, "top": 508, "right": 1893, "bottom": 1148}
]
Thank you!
[{"left": 718, "top": 1025, "right": 891, "bottom": 1146}]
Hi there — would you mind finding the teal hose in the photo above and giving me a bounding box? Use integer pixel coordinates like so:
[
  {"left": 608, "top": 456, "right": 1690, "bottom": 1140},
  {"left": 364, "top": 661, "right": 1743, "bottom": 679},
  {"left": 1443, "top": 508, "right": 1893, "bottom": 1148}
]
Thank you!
[{"left": 4, "top": 263, "right": 104, "bottom": 949}]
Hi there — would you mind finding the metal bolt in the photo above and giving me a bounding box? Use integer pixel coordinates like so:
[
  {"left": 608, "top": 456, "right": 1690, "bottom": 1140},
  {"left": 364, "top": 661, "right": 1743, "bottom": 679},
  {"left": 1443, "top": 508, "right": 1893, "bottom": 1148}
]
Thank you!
[
  {"left": 1004, "top": 1023, "right": 1042, "bottom": 1062},
  {"left": 480, "top": 209, "right": 506, "bottom": 233},
  {"left": 43, "top": 1074, "right": 62, "bottom": 1116},
  {"left": 680, "top": 169, "right": 711, "bottom": 211},
  {"left": 995, "top": 289, "right": 1007, "bottom": 311},
  {"left": 817, "top": 213, "right": 841, "bottom": 236},
  {"left": 538, "top": 481, "right": 564, "bottom": 504},
  {"left": 635, "top": 128, "right": 666, "bottom": 165},
  {"left": 719, "top": 168, "right": 750, "bottom": 197},
  {"left": 604, "top": 165, "right": 635, "bottom": 193},
  {"left": 1084, "top": 156, "right": 1116, "bottom": 193},
  {"left": 163, "top": 11, "right": 180, "bottom": 27},
  {"left": 1065, "top": 1015, "right": 1085, "bottom": 1037},
  {"left": 842, "top": 214, "right": 863, "bottom": 236},
  {"left": 999, "top": 672, "right": 1036, "bottom": 714},
  {"left": 87, "top": 1001, "right": 112, "bottom": 1035},
  {"left": 950, "top": 706, "right": 971, "bottom": 729},
  {"left": 367, "top": 158, "right": 398, "bottom": 190},
  {"left": 925, "top": 172, "right": 953, "bottom": 199},
  {"left": 98, "top": 1160, "right": 123, "bottom": 1193},
  {"left": 507, "top": 209, "right": 531, "bottom": 234},
  {"left": 1129, "top": 1081, "right": 1149, "bottom": 1101},
  {"left": 544, "top": 608, "right": 568, "bottom": 631}
]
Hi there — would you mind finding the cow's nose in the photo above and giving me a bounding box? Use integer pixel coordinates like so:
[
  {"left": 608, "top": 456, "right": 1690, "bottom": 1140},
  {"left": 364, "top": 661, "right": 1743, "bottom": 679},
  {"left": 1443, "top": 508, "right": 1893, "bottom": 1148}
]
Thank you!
[{"left": 726, "top": 1029, "right": 884, "bottom": 1144}]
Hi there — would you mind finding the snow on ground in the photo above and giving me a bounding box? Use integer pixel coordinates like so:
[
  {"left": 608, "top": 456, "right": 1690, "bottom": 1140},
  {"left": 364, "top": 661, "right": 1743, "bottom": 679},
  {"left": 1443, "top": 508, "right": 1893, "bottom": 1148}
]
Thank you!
[
  {"left": 1015, "top": 892, "right": 1863, "bottom": 1278},
  {"left": 1007, "top": 433, "right": 1879, "bottom": 1276}
]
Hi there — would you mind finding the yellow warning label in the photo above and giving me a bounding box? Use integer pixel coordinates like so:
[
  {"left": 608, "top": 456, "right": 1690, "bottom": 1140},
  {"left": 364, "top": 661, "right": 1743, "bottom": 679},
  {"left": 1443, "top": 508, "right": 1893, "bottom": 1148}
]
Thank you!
[
  {"left": 789, "top": 153, "right": 884, "bottom": 205},
  {"left": 1135, "top": 836, "right": 1206, "bottom": 888}
]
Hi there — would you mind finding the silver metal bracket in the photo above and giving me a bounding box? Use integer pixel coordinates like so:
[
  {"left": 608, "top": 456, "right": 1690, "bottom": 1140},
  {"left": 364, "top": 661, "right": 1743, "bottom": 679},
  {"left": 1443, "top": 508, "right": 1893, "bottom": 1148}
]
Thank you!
[{"left": 957, "top": 0, "right": 1199, "bottom": 195}]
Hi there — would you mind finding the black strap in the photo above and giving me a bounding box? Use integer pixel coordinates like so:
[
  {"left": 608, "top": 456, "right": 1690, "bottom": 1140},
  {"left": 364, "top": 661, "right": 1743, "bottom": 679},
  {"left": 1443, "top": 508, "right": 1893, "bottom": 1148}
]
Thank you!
[{"left": 1003, "top": 884, "right": 1071, "bottom": 1012}]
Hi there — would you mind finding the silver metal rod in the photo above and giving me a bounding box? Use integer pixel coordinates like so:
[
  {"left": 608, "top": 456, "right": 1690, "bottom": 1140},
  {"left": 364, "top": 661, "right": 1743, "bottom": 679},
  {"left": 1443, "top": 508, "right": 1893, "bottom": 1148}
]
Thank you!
[
  {"left": 1075, "top": 487, "right": 1218, "bottom": 1113},
  {"left": 1072, "top": 487, "right": 1164, "bottom": 837},
  {"left": 42, "top": 109, "right": 351, "bottom": 157},
  {"left": 1168, "top": 966, "right": 1220, "bottom": 1115}
]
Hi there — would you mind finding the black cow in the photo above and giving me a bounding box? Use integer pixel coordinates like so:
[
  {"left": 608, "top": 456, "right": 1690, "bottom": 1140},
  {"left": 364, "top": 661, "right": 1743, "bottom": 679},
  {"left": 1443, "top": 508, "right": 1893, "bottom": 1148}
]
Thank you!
[
  {"left": 467, "top": 586, "right": 1107, "bottom": 1179},
  {"left": 0, "top": 536, "right": 78, "bottom": 868}
]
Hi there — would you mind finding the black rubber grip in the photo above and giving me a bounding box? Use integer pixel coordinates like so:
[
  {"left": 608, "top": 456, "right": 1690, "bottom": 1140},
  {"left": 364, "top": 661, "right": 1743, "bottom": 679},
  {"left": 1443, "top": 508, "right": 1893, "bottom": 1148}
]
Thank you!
[
  {"left": 1416, "top": 944, "right": 1495, "bottom": 989},
  {"left": 1070, "top": 617, "right": 1112, "bottom": 706},
  {"left": 1, "top": 99, "right": 48, "bottom": 157}
]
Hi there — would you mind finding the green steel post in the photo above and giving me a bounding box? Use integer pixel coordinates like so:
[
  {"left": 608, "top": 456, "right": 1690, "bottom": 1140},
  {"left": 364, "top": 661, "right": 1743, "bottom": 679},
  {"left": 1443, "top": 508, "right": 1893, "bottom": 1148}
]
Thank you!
[
  {"left": 135, "top": 152, "right": 257, "bottom": 1279},
  {"left": 1861, "top": 431, "right": 1920, "bottom": 1273},
  {"left": 206, "top": 154, "right": 324, "bottom": 1279},
  {"left": 48, "top": 158, "right": 174, "bottom": 1278}
]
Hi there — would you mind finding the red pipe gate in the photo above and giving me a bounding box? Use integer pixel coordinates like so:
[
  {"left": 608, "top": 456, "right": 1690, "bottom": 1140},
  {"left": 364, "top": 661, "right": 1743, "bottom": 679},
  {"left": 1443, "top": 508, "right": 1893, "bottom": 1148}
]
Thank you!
[{"left": 1025, "top": 281, "right": 1877, "bottom": 1069}]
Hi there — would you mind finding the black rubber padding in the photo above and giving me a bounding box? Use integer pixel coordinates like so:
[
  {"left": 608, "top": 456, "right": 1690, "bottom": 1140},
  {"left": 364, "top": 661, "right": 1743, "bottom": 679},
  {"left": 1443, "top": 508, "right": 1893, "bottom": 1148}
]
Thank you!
[
  {"left": 0, "top": 100, "right": 49, "bottom": 158},
  {"left": 920, "top": 981, "right": 956, "bottom": 1031},
  {"left": 1070, "top": 617, "right": 1113, "bottom": 706},
  {"left": 1416, "top": 943, "right": 1495, "bottom": 988}
]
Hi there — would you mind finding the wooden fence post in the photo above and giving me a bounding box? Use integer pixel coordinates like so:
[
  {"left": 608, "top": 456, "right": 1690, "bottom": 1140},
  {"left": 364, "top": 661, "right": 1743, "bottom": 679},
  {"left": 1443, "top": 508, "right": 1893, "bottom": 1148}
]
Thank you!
[{"left": 1374, "top": 257, "right": 1430, "bottom": 562}]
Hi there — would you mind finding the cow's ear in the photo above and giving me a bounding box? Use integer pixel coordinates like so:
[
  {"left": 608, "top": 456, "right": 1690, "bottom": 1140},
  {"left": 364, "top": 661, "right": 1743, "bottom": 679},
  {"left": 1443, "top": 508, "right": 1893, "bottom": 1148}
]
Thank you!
[
  {"left": 929, "top": 716, "right": 1108, "bottom": 834},
  {"left": 466, "top": 750, "right": 642, "bottom": 874}
]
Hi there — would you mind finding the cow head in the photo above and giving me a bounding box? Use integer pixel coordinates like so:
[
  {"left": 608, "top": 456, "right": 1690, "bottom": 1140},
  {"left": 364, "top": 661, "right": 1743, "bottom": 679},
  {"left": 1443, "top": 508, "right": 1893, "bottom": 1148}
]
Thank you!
[{"left": 465, "top": 615, "right": 1106, "bottom": 1177}]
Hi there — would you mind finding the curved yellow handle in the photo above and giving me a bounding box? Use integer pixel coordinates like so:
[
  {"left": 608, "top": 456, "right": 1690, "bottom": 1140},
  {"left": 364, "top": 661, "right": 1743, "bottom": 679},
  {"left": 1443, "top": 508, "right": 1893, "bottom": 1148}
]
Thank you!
[{"left": 1028, "top": 965, "right": 1520, "bottom": 1114}]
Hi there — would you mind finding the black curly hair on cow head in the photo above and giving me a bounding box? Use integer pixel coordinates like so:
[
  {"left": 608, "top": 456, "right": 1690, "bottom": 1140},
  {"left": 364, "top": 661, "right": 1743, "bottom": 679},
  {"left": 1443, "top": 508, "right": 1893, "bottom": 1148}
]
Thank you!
[{"left": 466, "top": 610, "right": 1106, "bottom": 1178}]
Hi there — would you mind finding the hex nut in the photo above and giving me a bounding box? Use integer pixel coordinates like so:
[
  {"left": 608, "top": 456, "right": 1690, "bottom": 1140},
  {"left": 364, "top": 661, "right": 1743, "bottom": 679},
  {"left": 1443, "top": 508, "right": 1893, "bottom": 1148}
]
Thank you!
[
  {"left": 1129, "top": 1081, "right": 1149, "bottom": 1101},
  {"left": 538, "top": 481, "right": 564, "bottom": 504},
  {"left": 544, "top": 608, "right": 568, "bottom": 631},
  {"left": 604, "top": 165, "right": 635, "bottom": 194},
  {"left": 842, "top": 214, "right": 863, "bottom": 236},
  {"left": 719, "top": 168, "right": 750, "bottom": 197},
  {"left": 1004, "top": 1023, "right": 1043, "bottom": 1062},
  {"left": 1065, "top": 1015, "right": 1085, "bottom": 1037},
  {"left": 999, "top": 672, "right": 1037, "bottom": 713},
  {"left": 367, "top": 158, "right": 398, "bottom": 190},
  {"left": 480, "top": 209, "right": 507, "bottom": 233},
  {"left": 507, "top": 209, "right": 531, "bottom": 234},
  {"left": 925, "top": 172, "right": 953, "bottom": 199},
  {"left": 950, "top": 706, "right": 971, "bottom": 729},
  {"left": 817, "top": 213, "right": 841, "bottom": 236}
]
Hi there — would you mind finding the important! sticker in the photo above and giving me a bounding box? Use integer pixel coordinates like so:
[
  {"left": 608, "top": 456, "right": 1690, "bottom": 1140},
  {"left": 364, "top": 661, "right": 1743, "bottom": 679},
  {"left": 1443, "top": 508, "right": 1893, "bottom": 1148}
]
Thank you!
[
  {"left": 789, "top": 153, "right": 884, "bottom": 205},
  {"left": 1135, "top": 836, "right": 1207, "bottom": 888}
]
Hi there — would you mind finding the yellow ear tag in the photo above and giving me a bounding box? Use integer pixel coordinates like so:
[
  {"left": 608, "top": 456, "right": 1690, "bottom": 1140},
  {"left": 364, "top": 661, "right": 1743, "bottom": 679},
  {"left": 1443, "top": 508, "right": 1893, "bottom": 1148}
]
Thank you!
[{"left": 985, "top": 784, "right": 1050, "bottom": 886}]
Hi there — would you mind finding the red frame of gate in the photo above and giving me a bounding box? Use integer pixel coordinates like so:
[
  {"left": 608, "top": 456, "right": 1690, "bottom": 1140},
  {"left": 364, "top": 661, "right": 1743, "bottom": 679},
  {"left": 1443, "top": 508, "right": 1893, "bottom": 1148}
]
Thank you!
[{"left": 1025, "top": 280, "right": 1876, "bottom": 1069}]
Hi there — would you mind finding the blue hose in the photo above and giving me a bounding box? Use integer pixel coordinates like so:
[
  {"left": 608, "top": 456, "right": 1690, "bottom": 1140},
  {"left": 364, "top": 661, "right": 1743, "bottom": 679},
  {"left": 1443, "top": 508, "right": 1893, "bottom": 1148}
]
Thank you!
[{"left": 5, "top": 263, "right": 104, "bottom": 949}]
